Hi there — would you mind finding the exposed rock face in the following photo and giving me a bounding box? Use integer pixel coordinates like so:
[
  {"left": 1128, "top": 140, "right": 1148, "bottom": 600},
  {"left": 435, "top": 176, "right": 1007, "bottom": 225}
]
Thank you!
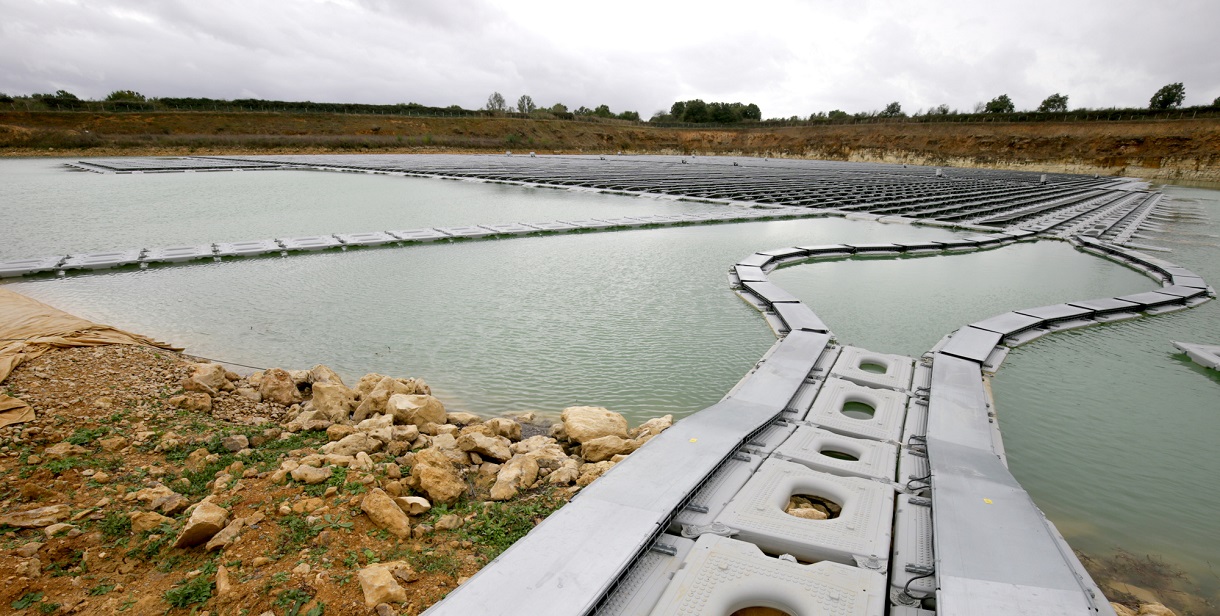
[
  {"left": 173, "top": 502, "right": 229, "bottom": 548},
  {"left": 490, "top": 455, "right": 540, "bottom": 501},
  {"left": 580, "top": 435, "right": 639, "bottom": 463},
  {"left": 259, "top": 368, "right": 302, "bottom": 405},
  {"left": 358, "top": 562, "right": 411, "bottom": 608},
  {"left": 308, "top": 364, "right": 345, "bottom": 386},
  {"left": 361, "top": 489, "right": 412, "bottom": 538},
  {"left": 561, "top": 406, "right": 629, "bottom": 444},
  {"left": 385, "top": 394, "right": 446, "bottom": 426},
  {"left": 577, "top": 461, "right": 616, "bottom": 487},
  {"left": 410, "top": 447, "right": 465, "bottom": 504},
  {"left": 205, "top": 518, "right": 245, "bottom": 551},
  {"left": 446, "top": 412, "right": 481, "bottom": 426},
  {"left": 0, "top": 504, "right": 71, "bottom": 528},
  {"left": 311, "top": 381, "right": 357, "bottom": 423},
  {"left": 220, "top": 434, "right": 249, "bottom": 452}
]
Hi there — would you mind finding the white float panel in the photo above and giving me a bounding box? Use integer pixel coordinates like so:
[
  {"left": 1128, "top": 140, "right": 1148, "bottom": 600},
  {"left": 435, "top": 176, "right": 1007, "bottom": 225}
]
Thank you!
[
  {"left": 335, "top": 231, "right": 397, "bottom": 246},
  {"left": 831, "top": 347, "right": 915, "bottom": 392},
  {"left": 669, "top": 454, "right": 763, "bottom": 533},
  {"left": 714, "top": 458, "right": 895, "bottom": 567},
  {"left": 481, "top": 223, "right": 540, "bottom": 235},
  {"left": 61, "top": 249, "right": 143, "bottom": 270},
  {"left": 0, "top": 256, "right": 66, "bottom": 277},
  {"left": 279, "top": 235, "right": 342, "bottom": 251},
  {"left": 214, "top": 239, "right": 281, "bottom": 257},
  {"left": 522, "top": 221, "right": 578, "bottom": 232},
  {"left": 774, "top": 425, "right": 899, "bottom": 482},
  {"left": 142, "top": 245, "right": 215, "bottom": 263},
  {"left": 805, "top": 378, "right": 908, "bottom": 443},
  {"left": 648, "top": 534, "right": 887, "bottom": 616},
  {"left": 436, "top": 226, "right": 493, "bottom": 239},
  {"left": 387, "top": 228, "right": 450, "bottom": 242}
]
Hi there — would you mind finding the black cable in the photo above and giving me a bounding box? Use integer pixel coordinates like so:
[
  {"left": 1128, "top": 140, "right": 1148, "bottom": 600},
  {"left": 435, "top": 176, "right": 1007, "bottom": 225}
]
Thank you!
[{"left": 901, "top": 571, "right": 936, "bottom": 602}]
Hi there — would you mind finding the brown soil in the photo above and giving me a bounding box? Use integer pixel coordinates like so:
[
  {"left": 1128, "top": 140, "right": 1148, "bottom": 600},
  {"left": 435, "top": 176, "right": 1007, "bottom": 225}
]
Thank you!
[
  {"left": 0, "top": 344, "right": 568, "bottom": 615},
  {"left": 2, "top": 111, "right": 1219, "bottom": 182}
]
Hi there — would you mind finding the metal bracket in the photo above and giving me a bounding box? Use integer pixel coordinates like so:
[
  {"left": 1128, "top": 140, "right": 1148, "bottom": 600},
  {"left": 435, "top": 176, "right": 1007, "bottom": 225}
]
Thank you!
[
  {"left": 905, "top": 564, "right": 935, "bottom": 576},
  {"left": 909, "top": 496, "right": 932, "bottom": 507},
  {"left": 683, "top": 503, "right": 709, "bottom": 514},
  {"left": 649, "top": 543, "right": 678, "bottom": 556}
]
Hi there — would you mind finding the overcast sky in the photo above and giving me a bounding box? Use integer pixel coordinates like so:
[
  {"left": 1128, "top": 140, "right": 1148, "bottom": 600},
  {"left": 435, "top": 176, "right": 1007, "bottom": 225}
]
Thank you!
[{"left": 2, "top": 0, "right": 1217, "bottom": 119}]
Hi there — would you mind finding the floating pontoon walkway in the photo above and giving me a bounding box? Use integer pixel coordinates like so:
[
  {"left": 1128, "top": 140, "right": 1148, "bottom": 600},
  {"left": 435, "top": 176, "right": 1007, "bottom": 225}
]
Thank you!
[{"left": 18, "top": 155, "right": 1214, "bottom": 615}]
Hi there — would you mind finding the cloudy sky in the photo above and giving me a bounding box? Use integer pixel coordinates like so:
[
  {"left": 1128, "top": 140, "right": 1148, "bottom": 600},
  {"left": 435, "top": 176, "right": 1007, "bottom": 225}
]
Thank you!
[{"left": 2, "top": 0, "right": 1217, "bottom": 119}]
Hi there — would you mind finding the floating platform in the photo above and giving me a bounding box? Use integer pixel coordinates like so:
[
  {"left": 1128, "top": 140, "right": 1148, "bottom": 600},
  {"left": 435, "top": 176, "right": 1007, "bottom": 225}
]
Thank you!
[{"left": 1172, "top": 341, "right": 1220, "bottom": 370}]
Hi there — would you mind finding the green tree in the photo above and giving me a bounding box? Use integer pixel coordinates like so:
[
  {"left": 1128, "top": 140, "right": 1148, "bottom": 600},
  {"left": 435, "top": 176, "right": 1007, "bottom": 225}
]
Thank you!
[
  {"left": 931, "top": 104, "right": 951, "bottom": 115},
  {"left": 592, "top": 104, "right": 613, "bottom": 118},
  {"left": 879, "top": 101, "right": 903, "bottom": 117},
  {"left": 549, "top": 102, "right": 568, "bottom": 114},
  {"left": 485, "top": 91, "right": 506, "bottom": 113},
  {"left": 53, "top": 89, "right": 78, "bottom": 100},
  {"left": 1213, "top": 96, "right": 1220, "bottom": 107},
  {"left": 573, "top": 106, "right": 593, "bottom": 116},
  {"left": 617, "top": 110, "right": 640, "bottom": 121},
  {"left": 1037, "top": 93, "right": 1068, "bottom": 112},
  {"left": 682, "top": 99, "right": 709, "bottom": 122},
  {"left": 984, "top": 94, "right": 1015, "bottom": 113},
  {"left": 105, "top": 90, "right": 145, "bottom": 102},
  {"left": 516, "top": 95, "right": 536, "bottom": 114},
  {"left": 1149, "top": 83, "right": 1185, "bottom": 110},
  {"left": 827, "top": 109, "right": 849, "bottom": 120},
  {"left": 741, "top": 103, "right": 761, "bottom": 121},
  {"left": 670, "top": 101, "right": 686, "bottom": 118}
]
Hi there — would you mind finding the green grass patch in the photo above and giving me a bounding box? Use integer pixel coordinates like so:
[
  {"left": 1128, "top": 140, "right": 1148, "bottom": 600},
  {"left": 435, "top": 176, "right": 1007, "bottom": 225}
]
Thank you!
[
  {"left": 11, "top": 592, "right": 43, "bottom": 609},
  {"left": 99, "top": 511, "right": 132, "bottom": 541},
  {"left": 163, "top": 575, "right": 213, "bottom": 608},
  {"left": 66, "top": 426, "right": 110, "bottom": 446}
]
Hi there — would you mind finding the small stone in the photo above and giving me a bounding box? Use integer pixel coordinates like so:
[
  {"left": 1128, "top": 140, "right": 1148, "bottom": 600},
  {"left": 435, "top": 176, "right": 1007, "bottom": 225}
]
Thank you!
[
  {"left": 97, "top": 436, "right": 128, "bottom": 452},
  {"left": 292, "top": 562, "right": 311, "bottom": 575},
  {"left": 376, "top": 603, "right": 399, "bottom": 616},
  {"left": 44, "top": 441, "right": 89, "bottom": 460},
  {"left": 326, "top": 424, "right": 356, "bottom": 442},
  {"left": 252, "top": 556, "right": 271, "bottom": 567},
  {"left": 92, "top": 471, "right": 111, "bottom": 484},
  {"left": 290, "top": 464, "right": 333, "bottom": 485},
  {"left": 394, "top": 496, "right": 431, "bottom": 516},
  {"left": 220, "top": 434, "right": 249, "bottom": 452},
  {"left": 205, "top": 518, "right": 245, "bottom": 551},
  {"left": 130, "top": 511, "right": 173, "bottom": 533},
  {"left": 14, "top": 542, "right": 43, "bottom": 557},
  {"left": 361, "top": 489, "right": 412, "bottom": 538},
  {"left": 560, "top": 406, "right": 629, "bottom": 444},
  {"left": 359, "top": 563, "right": 408, "bottom": 608},
  {"left": 435, "top": 514, "right": 463, "bottom": 530},
  {"left": 173, "top": 502, "right": 229, "bottom": 548},
  {"left": 216, "top": 564, "right": 232, "bottom": 597},
  {"left": 0, "top": 504, "right": 71, "bottom": 528},
  {"left": 184, "top": 448, "right": 212, "bottom": 473}
]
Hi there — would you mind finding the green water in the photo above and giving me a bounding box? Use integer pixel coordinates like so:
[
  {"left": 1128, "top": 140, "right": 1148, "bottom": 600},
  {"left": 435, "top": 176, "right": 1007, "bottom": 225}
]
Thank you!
[{"left": 2, "top": 158, "right": 1218, "bottom": 602}]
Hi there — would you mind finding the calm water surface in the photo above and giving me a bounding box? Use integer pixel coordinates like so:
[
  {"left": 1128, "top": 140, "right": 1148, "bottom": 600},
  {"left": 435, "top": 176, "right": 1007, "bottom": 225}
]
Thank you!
[{"left": 2, "top": 158, "right": 1218, "bottom": 601}]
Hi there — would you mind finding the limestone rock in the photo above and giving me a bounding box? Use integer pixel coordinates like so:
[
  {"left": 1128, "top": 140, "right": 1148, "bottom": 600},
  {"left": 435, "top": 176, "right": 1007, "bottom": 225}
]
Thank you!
[
  {"left": 0, "top": 504, "right": 71, "bottom": 528},
  {"left": 580, "top": 435, "right": 639, "bottom": 463},
  {"left": 216, "top": 564, "right": 233, "bottom": 597},
  {"left": 220, "top": 434, "right": 249, "bottom": 452},
  {"left": 353, "top": 377, "right": 417, "bottom": 422},
  {"left": 205, "top": 518, "right": 245, "bottom": 551},
  {"left": 129, "top": 511, "right": 172, "bottom": 534},
  {"left": 321, "top": 433, "right": 383, "bottom": 457},
  {"left": 577, "top": 461, "right": 616, "bottom": 487},
  {"left": 1112, "top": 605, "right": 1137, "bottom": 616},
  {"left": 184, "top": 447, "right": 212, "bottom": 473},
  {"left": 490, "top": 455, "right": 540, "bottom": 501},
  {"left": 394, "top": 496, "right": 431, "bottom": 516},
  {"left": 547, "top": 459, "right": 580, "bottom": 485},
  {"left": 561, "top": 406, "right": 628, "bottom": 444},
  {"left": 361, "top": 489, "right": 412, "bottom": 538},
  {"left": 259, "top": 368, "right": 302, "bottom": 405},
  {"left": 358, "top": 562, "right": 410, "bottom": 608},
  {"left": 291, "top": 465, "right": 333, "bottom": 485},
  {"left": 173, "top": 502, "right": 229, "bottom": 548},
  {"left": 631, "top": 414, "right": 673, "bottom": 442},
  {"left": 410, "top": 448, "right": 465, "bottom": 505},
  {"left": 484, "top": 417, "right": 522, "bottom": 441},
  {"left": 236, "top": 387, "right": 262, "bottom": 402},
  {"left": 456, "top": 430, "right": 512, "bottom": 462},
  {"left": 386, "top": 394, "right": 447, "bottom": 426},
  {"left": 326, "top": 424, "right": 356, "bottom": 442},
  {"left": 44, "top": 441, "right": 88, "bottom": 460},
  {"left": 186, "top": 363, "right": 229, "bottom": 396},
  {"left": 43, "top": 523, "right": 76, "bottom": 538},
  {"left": 311, "top": 382, "right": 357, "bottom": 423},
  {"left": 350, "top": 451, "right": 374, "bottom": 472},
  {"left": 97, "top": 436, "right": 129, "bottom": 452},
  {"left": 435, "top": 514, "right": 464, "bottom": 530},
  {"left": 169, "top": 392, "right": 213, "bottom": 413},
  {"left": 308, "top": 364, "right": 345, "bottom": 386},
  {"left": 446, "top": 412, "right": 481, "bottom": 426}
]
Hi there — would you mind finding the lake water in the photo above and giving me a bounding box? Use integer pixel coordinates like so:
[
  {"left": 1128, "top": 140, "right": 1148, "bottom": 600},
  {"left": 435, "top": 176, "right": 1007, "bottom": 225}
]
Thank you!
[{"left": 2, "top": 158, "right": 1217, "bottom": 603}]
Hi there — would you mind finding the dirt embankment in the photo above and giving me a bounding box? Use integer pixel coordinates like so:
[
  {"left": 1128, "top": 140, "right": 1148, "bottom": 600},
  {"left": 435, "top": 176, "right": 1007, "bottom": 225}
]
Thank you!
[{"left": 2, "top": 111, "right": 1218, "bottom": 182}]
